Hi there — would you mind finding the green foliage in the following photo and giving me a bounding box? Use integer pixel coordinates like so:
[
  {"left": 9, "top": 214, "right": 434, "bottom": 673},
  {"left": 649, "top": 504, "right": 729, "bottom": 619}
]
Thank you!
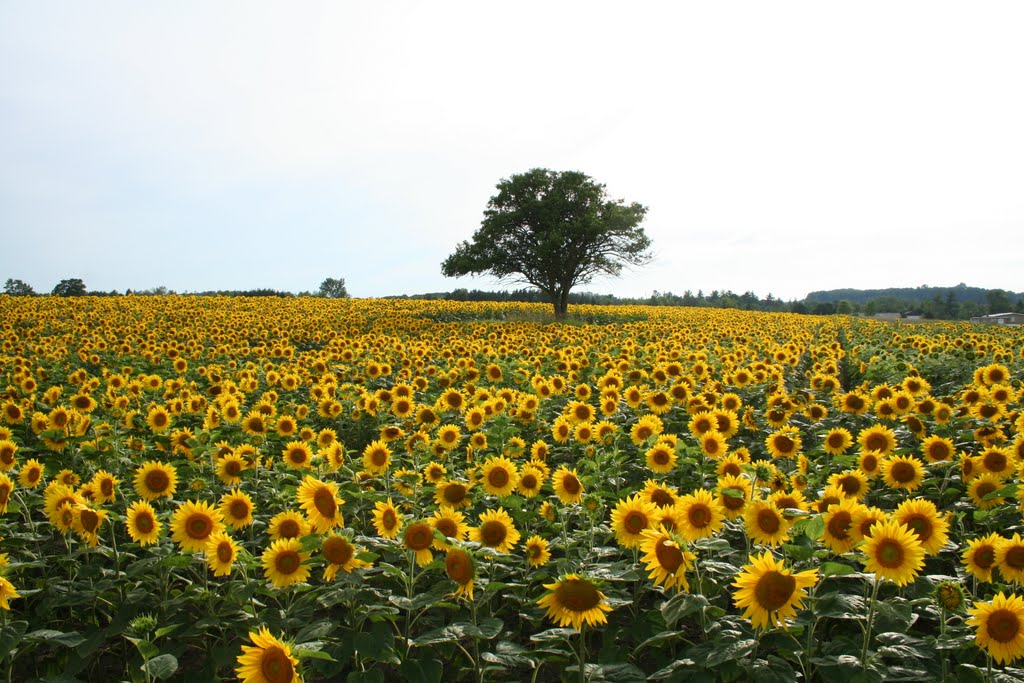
[
  {"left": 51, "top": 278, "right": 87, "bottom": 297},
  {"left": 3, "top": 278, "right": 35, "bottom": 296},
  {"left": 318, "top": 277, "right": 350, "bottom": 299},
  {"left": 442, "top": 168, "right": 651, "bottom": 318}
]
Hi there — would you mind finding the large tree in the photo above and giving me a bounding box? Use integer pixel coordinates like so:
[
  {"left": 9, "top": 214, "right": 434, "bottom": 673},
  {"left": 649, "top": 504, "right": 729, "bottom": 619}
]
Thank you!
[
  {"left": 441, "top": 168, "right": 651, "bottom": 318},
  {"left": 52, "top": 278, "right": 87, "bottom": 297},
  {"left": 318, "top": 277, "right": 349, "bottom": 299},
  {"left": 3, "top": 278, "right": 35, "bottom": 296}
]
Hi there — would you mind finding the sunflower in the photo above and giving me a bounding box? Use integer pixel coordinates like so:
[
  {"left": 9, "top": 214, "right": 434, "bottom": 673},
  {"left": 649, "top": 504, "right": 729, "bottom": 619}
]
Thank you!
[
  {"left": 821, "top": 497, "right": 866, "bottom": 555},
  {"left": 821, "top": 428, "right": 853, "bottom": 455},
  {"left": 321, "top": 532, "right": 371, "bottom": 581},
  {"left": 293, "top": 476, "right": 344, "bottom": 533},
  {"left": 430, "top": 506, "right": 469, "bottom": 550},
  {"left": 125, "top": 499, "right": 162, "bottom": 546},
  {"left": 0, "top": 441, "right": 18, "bottom": 471},
  {"left": 479, "top": 456, "right": 519, "bottom": 498},
  {"left": 73, "top": 504, "right": 108, "bottom": 547},
  {"left": 403, "top": 521, "right": 435, "bottom": 567},
  {"left": 537, "top": 574, "right": 613, "bottom": 630},
  {"left": 857, "top": 450, "right": 883, "bottom": 479},
  {"left": 850, "top": 505, "right": 886, "bottom": 543},
  {"left": 861, "top": 519, "right": 926, "bottom": 586},
  {"left": 44, "top": 483, "right": 84, "bottom": 528},
  {"left": 645, "top": 442, "right": 677, "bottom": 474},
  {"left": 857, "top": 425, "right": 897, "bottom": 457},
  {"left": 552, "top": 466, "right": 584, "bottom": 505},
  {"left": 146, "top": 405, "right": 172, "bottom": 433},
  {"left": 219, "top": 489, "right": 255, "bottom": 529},
  {"left": 732, "top": 551, "right": 818, "bottom": 630},
  {"left": 699, "top": 430, "right": 729, "bottom": 459},
  {"left": 434, "top": 480, "right": 473, "bottom": 509},
  {"left": 978, "top": 446, "right": 1016, "bottom": 479},
  {"left": 610, "top": 495, "right": 658, "bottom": 549},
  {"left": 216, "top": 454, "right": 248, "bottom": 486},
  {"left": 968, "top": 474, "right": 1006, "bottom": 510},
  {"left": 525, "top": 535, "right": 552, "bottom": 568},
  {"left": 268, "top": 510, "right": 310, "bottom": 541},
  {"left": 17, "top": 459, "right": 44, "bottom": 489},
  {"left": 470, "top": 508, "right": 520, "bottom": 553},
  {"left": 0, "top": 577, "right": 19, "bottom": 611},
  {"left": 530, "top": 440, "right": 550, "bottom": 462},
  {"left": 920, "top": 435, "right": 955, "bottom": 464},
  {"left": 765, "top": 427, "right": 801, "bottom": 459},
  {"left": 372, "top": 498, "right": 404, "bottom": 539},
  {"left": 262, "top": 537, "right": 311, "bottom": 589},
  {"left": 240, "top": 411, "right": 269, "bottom": 437},
  {"left": 880, "top": 455, "right": 925, "bottom": 492},
  {"left": 133, "top": 461, "right": 178, "bottom": 501},
  {"left": 963, "top": 533, "right": 1002, "bottom": 582},
  {"left": 630, "top": 414, "right": 664, "bottom": 446},
  {"left": 641, "top": 480, "right": 679, "bottom": 509},
  {"left": 717, "top": 474, "right": 751, "bottom": 520},
  {"left": 235, "top": 626, "right": 300, "bottom": 683},
  {"left": 968, "top": 592, "right": 1024, "bottom": 664},
  {"left": 278, "top": 441, "right": 312, "bottom": 470},
  {"left": 996, "top": 534, "right": 1024, "bottom": 584},
  {"left": 0, "top": 473, "right": 14, "bottom": 514},
  {"left": 676, "top": 489, "right": 725, "bottom": 542},
  {"left": 87, "top": 469, "right": 117, "bottom": 503},
  {"left": 517, "top": 465, "right": 545, "bottom": 498},
  {"left": 893, "top": 498, "right": 950, "bottom": 555},
  {"left": 436, "top": 424, "right": 462, "bottom": 451},
  {"left": 744, "top": 499, "right": 791, "bottom": 547},
  {"left": 640, "top": 528, "right": 696, "bottom": 592},
  {"left": 205, "top": 531, "right": 238, "bottom": 577},
  {"left": 446, "top": 546, "right": 476, "bottom": 600},
  {"left": 171, "top": 500, "right": 225, "bottom": 553}
]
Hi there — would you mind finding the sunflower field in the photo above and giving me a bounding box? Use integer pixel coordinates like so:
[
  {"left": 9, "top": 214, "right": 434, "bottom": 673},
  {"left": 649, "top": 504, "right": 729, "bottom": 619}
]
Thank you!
[{"left": 1, "top": 296, "right": 1023, "bottom": 682}]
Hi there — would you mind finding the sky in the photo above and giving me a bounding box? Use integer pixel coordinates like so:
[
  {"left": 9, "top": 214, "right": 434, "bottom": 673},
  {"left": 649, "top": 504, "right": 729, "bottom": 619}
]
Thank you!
[{"left": 2, "top": 2, "right": 1022, "bottom": 302}]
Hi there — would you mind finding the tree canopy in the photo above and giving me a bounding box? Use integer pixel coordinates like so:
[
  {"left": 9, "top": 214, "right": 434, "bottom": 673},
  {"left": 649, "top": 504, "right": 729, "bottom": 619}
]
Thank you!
[
  {"left": 318, "top": 277, "right": 349, "bottom": 299},
  {"left": 3, "top": 278, "right": 35, "bottom": 296},
  {"left": 52, "top": 278, "right": 87, "bottom": 297},
  {"left": 441, "top": 168, "right": 651, "bottom": 318}
]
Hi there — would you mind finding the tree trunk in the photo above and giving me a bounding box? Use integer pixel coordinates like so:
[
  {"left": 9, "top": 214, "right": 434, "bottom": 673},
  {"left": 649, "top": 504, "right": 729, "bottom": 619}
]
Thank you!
[{"left": 553, "top": 289, "right": 570, "bottom": 320}]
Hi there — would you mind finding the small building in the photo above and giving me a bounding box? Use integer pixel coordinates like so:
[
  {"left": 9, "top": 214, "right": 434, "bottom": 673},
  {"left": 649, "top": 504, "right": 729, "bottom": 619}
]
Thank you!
[{"left": 970, "top": 312, "right": 1024, "bottom": 326}]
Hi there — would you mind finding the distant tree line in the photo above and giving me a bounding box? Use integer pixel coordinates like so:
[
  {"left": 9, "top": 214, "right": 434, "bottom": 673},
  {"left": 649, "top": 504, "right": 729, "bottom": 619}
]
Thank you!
[{"left": 2, "top": 277, "right": 350, "bottom": 300}]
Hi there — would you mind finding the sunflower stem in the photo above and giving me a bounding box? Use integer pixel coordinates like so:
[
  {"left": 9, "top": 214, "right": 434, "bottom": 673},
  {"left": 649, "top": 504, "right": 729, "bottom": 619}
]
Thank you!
[
  {"left": 861, "top": 576, "right": 881, "bottom": 671},
  {"left": 576, "top": 625, "right": 588, "bottom": 683}
]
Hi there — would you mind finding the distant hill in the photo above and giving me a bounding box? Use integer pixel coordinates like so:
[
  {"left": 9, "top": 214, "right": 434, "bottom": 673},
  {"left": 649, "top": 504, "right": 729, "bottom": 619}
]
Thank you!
[{"left": 804, "top": 283, "right": 1022, "bottom": 306}]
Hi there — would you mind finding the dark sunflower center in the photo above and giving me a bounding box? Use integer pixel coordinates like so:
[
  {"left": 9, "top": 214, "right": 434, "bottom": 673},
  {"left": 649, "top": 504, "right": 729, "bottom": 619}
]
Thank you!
[
  {"left": 865, "top": 435, "right": 887, "bottom": 452},
  {"left": 276, "top": 550, "right": 300, "bottom": 574},
  {"left": 313, "top": 488, "right": 337, "bottom": 518},
  {"left": 278, "top": 520, "right": 300, "bottom": 538},
  {"left": 224, "top": 461, "right": 242, "bottom": 476},
  {"left": 774, "top": 436, "right": 794, "bottom": 454},
  {"left": 230, "top": 500, "right": 250, "bottom": 520},
  {"left": 827, "top": 434, "right": 845, "bottom": 449},
  {"left": 890, "top": 462, "right": 916, "bottom": 483},
  {"left": 928, "top": 443, "right": 950, "bottom": 461},
  {"left": 988, "top": 609, "right": 1021, "bottom": 643},
  {"left": 80, "top": 509, "right": 100, "bottom": 533},
  {"left": 382, "top": 509, "right": 397, "bottom": 529},
  {"left": 975, "top": 482, "right": 997, "bottom": 500},
  {"left": 827, "top": 512, "right": 851, "bottom": 540},
  {"left": 145, "top": 470, "right": 170, "bottom": 493},
  {"left": 187, "top": 515, "right": 212, "bottom": 539},
  {"left": 260, "top": 645, "right": 294, "bottom": 683},
  {"left": 654, "top": 539, "right": 684, "bottom": 573},
  {"left": 623, "top": 510, "right": 647, "bottom": 534},
  {"left": 876, "top": 539, "right": 905, "bottom": 568},
  {"left": 976, "top": 547, "right": 996, "bottom": 569},
  {"left": 650, "top": 490, "right": 674, "bottom": 507},
  {"left": 555, "top": 579, "right": 602, "bottom": 612},
  {"left": 135, "top": 513, "right": 154, "bottom": 533},
  {"left": 984, "top": 452, "right": 1007, "bottom": 472},
  {"left": 1006, "top": 546, "right": 1024, "bottom": 569},
  {"left": 405, "top": 522, "right": 433, "bottom": 551},
  {"left": 444, "top": 484, "right": 467, "bottom": 504},
  {"left": 480, "top": 520, "right": 507, "bottom": 547},
  {"left": 561, "top": 474, "right": 581, "bottom": 495},
  {"left": 688, "top": 505, "right": 711, "bottom": 527},
  {"left": 520, "top": 474, "right": 538, "bottom": 490},
  {"left": 758, "top": 509, "right": 781, "bottom": 534},
  {"left": 446, "top": 550, "right": 472, "bottom": 584},
  {"left": 434, "top": 518, "right": 457, "bottom": 537},
  {"left": 217, "top": 542, "right": 233, "bottom": 563},
  {"left": 754, "top": 570, "right": 796, "bottom": 611},
  {"left": 904, "top": 515, "right": 933, "bottom": 541},
  {"left": 652, "top": 450, "right": 670, "bottom": 465},
  {"left": 489, "top": 468, "right": 510, "bottom": 488},
  {"left": 323, "top": 537, "right": 354, "bottom": 565}
]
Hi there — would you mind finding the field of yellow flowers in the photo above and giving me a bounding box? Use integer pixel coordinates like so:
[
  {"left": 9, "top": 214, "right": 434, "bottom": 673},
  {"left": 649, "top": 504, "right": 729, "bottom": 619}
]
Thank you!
[{"left": 1, "top": 295, "right": 1023, "bottom": 682}]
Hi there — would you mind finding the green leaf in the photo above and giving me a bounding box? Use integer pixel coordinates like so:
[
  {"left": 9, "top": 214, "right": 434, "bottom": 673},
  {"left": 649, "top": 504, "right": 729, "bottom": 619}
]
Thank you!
[
  {"left": 0, "top": 620, "right": 28, "bottom": 660},
  {"left": 661, "top": 592, "right": 711, "bottom": 628},
  {"left": 821, "top": 561, "right": 857, "bottom": 577},
  {"left": 803, "top": 515, "right": 825, "bottom": 541},
  {"left": 704, "top": 639, "right": 756, "bottom": 668},
  {"left": 25, "top": 629, "right": 86, "bottom": 648},
  {"left": 347, "top": 670, "right": 385, "bottom": 683},
  {"left": 648, "top": 659, "right": 697, "bottom": 680},
  {"left": 399, "top": 658, "right": 443, "bottom": 683},
  {"left": 126, "top": 637, "right": 159, "bottom": 660},
  {"left": 814, "top": 591, "right": 866, "bottom": 619},
  {"left": 752, "top": 656, "right": 797, "bottom": 683},
  {"left": 294, "top": 646, "right": 337, "bottom": 662},
  {"left": 143, "top": 654, "right": 178, "bottom": 680},
  {"left": 530, "top": 627, "right": 578, "bottom": 642},
  {"left": 153, "top": 624, "right": 181, "bottom": 640}
]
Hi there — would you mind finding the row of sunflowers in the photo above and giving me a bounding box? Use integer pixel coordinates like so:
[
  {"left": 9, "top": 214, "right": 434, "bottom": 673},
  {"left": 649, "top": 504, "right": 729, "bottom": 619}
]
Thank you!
[{"left": 0, "top": 295, "right": 1023, "bottom": 681}]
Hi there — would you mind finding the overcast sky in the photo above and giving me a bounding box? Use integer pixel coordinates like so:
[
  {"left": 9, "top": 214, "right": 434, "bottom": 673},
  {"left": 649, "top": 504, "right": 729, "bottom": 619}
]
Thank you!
[{"left": 2, "top": 2, "right": 1022, "bottom": 301}]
